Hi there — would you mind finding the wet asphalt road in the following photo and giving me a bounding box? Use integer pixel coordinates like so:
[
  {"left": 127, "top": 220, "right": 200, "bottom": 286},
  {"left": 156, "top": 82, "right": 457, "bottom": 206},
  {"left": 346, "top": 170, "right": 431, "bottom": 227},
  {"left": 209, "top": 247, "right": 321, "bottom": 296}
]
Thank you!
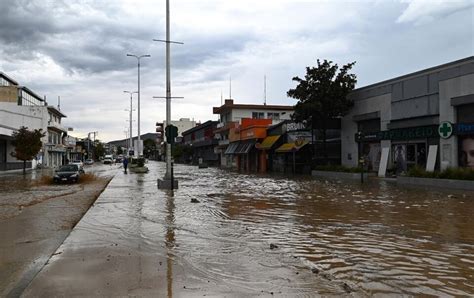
[{"left": 21, "top": 161, "right": 474, "bottom": 296}]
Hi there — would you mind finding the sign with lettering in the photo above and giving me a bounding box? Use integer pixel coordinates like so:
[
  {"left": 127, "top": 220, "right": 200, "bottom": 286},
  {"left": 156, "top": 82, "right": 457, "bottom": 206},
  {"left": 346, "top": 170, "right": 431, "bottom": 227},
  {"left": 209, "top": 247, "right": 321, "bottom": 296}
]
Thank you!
[
  {"left": 454, "top": 122, "right": 474, "bottom": 136},
  {"left": 356, "top": 125, "right": 438, "bottom": 142},
  {"left": 284, "top": 122, "right": 307, "bottom": 132}
]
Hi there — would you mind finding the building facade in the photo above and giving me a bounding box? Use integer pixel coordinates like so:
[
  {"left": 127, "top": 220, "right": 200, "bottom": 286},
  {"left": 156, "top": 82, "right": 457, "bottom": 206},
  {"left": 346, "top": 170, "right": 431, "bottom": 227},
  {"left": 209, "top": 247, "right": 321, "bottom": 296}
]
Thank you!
[
  {"left": 342, "top": 56, "right": 474, "bottom": 174},
  {"left": 182, "top": 120, "right": 219, "bottom": 166},
  {"left": 0, "top": 71, "right": 69, "bottom": 171},
  {"left": 213, "top": 99, "right": 293, "bottom": 168}
]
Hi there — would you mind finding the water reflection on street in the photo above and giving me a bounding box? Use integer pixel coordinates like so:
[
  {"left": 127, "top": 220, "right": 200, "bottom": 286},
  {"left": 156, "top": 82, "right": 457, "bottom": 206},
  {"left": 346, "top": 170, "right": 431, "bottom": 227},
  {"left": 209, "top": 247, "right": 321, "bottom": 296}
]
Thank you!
[{"left": 169, "top": 162, "right": 474, "bottom": 296}]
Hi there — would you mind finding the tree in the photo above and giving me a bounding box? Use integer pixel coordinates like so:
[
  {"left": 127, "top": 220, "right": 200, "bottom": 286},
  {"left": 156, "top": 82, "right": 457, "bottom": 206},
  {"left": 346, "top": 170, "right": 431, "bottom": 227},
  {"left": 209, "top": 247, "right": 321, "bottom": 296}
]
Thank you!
[
  {"left": 143, "top": 139, "right": 156, "bottom": 158},
  {"left": 117, "top": 147, "right": 123, "bottom": 155},
  {"left": 93, "top": 141, "right": 105, "bottom": 160},
  {"left": 11, "top": 126, "right": 46, "bottom": 174},
  {"left": 287, "top": 59, "right": 357, "bottom": 164}
]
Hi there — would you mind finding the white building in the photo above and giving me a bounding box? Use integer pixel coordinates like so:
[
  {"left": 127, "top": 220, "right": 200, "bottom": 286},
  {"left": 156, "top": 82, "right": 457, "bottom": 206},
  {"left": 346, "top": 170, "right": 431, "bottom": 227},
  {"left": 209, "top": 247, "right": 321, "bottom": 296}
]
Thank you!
[
  {"left": 165, "top": 118, "right": 196, "bottom": 137},
  {"left": 0, "top": 71, "right": 68, "bottom": 171}
]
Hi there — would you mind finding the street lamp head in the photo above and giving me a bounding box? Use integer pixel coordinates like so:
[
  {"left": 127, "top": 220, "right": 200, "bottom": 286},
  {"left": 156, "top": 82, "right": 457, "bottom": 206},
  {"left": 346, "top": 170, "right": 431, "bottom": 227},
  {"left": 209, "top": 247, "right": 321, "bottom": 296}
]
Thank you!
[
  {"left": 126, "top": 53, "right": 136, "bottom": 57},
  {"left": 141, "top": 54, "right": 151, "bottom": 58}
]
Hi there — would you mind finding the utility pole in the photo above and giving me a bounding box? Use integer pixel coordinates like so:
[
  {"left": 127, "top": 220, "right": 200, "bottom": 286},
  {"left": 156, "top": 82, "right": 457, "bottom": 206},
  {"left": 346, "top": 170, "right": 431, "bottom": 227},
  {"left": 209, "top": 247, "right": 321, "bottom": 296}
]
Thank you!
[
  {"left": 126, "top": 55, "right": 150, "bottom": 157},
  {"left": 153, "top": 0, "right": 183, "bottom": 189},
  {"left": 124, "top": 91, "right": 137, "bottom": 156}
]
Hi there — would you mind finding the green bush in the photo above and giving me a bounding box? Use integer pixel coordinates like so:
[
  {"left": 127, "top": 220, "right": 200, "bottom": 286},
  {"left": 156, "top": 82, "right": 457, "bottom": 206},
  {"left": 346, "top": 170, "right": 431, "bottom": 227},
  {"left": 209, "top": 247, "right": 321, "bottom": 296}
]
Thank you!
[
  {"left": 407, "top": 165, "right": 474, "bottom": 181},
  {"left": 314, "top": 165, "right": 364, "bottom": 173},
  {"left": 137, "top": 157, "right": 145, "bottom": 167}
]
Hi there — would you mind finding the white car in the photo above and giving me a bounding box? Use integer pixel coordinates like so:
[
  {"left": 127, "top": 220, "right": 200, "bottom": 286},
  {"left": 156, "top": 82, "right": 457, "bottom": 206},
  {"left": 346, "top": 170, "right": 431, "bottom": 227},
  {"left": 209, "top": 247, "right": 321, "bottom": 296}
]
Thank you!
[
  {"left": 103, "top": 155, "right": 113, "bottom": 164},
  {"left": 70, "top": 160, "right": 84, "bottom": 171}
]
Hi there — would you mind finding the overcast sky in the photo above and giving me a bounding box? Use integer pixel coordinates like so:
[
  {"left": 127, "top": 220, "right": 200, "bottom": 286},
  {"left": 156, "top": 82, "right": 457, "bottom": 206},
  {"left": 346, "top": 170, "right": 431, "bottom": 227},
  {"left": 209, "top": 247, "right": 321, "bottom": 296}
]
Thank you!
[{"left": 0, "top": 0, "right": 473, "bottom": 142}]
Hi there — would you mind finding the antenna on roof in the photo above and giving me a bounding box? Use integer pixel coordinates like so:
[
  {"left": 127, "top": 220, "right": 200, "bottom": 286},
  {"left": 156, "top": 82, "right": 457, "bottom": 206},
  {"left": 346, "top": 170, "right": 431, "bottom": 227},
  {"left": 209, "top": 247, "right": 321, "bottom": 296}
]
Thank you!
[
  {"left": 58, "top": 96, "right": 61, "bottom": 111},
  {"left": 220, "top": 90, "right": 223, "bottom": 106},
  {"left": 264, "top": 75, "right": 267, "bottom": 106},
  {"left": 229, "top": 76, "right": 232, "bottom": 99}
]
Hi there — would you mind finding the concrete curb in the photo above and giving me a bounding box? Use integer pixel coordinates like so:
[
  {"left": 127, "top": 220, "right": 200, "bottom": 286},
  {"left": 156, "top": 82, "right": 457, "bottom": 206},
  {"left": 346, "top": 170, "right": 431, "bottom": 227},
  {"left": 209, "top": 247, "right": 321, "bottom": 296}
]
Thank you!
[{"left": 397, "top": 176, "right": 474, "bottom": 191}]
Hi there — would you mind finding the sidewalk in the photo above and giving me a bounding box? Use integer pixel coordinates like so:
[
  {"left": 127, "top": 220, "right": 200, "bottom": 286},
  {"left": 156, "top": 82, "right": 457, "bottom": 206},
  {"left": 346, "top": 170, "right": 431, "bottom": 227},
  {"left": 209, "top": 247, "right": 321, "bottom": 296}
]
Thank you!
[{"left": 22, "top": 162, "right": 340, "bottom": 297}]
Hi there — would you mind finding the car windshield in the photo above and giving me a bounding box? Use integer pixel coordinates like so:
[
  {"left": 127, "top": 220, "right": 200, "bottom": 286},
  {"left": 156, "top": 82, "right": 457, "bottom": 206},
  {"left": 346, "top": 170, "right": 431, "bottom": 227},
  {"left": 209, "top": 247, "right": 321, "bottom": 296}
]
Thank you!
[{"left": 59, "top": 165, "right": 78, "bottom": 172}]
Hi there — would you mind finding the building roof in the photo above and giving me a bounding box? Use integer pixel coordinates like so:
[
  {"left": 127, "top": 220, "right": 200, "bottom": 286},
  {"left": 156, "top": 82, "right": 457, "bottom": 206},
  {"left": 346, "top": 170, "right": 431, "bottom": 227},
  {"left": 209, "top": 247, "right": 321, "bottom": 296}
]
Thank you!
[
  {"left": 352, "top": 56, "right": 474, "bottom": 94},
  {"left": 47, "top": 106, "right": 67, "bottom": 118},
  {"left": 0, "top": 72, "right": 19, "bottom": 86},
  {"left": 182, "top": 120, "right": 218, "bottom": 136},
  {"left": 213, "top": 99, "right": 293, "bottom": 114}
]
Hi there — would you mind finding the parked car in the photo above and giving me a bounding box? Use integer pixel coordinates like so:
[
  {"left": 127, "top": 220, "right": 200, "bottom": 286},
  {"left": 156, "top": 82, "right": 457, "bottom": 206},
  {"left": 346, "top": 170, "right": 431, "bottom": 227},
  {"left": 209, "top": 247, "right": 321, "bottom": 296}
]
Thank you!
[
  {"left": 53, "top": 164, "right": 82, "bottom": 183},
  {"left": 70, "top": 160, "right": 84, "bottom": 169},
  {"left": 103, "top": 155, "right": 113, "bottom": 164},
  {"left": 85, "top": 159, "right": 94, "bottom": 165}
]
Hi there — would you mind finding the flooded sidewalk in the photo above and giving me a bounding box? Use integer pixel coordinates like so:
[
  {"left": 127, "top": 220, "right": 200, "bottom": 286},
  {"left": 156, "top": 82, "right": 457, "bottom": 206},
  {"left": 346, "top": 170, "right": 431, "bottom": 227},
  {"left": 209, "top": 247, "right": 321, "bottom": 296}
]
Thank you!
[
  {"left": 22, "top": 161, "right": 474, "bottom": 296},
  {"left": 0, "top": 164, "right": 117, "bottom": 297}
]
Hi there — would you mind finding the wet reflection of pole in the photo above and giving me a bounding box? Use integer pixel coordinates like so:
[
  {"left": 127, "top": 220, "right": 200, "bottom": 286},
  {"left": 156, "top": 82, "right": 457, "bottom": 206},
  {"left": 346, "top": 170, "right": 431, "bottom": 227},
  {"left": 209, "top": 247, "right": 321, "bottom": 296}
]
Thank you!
[{"left": 165, "top": 191, "right": 175, "bottom": 298}]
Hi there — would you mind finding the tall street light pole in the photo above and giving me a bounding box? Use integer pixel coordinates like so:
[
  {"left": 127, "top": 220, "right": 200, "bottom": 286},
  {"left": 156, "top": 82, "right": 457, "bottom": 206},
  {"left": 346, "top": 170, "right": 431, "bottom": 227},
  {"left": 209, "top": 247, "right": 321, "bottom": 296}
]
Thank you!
[
  {"left": 127, "top": 54, "right": 150, "bottom": 157},
  {"left": 153, "top": 0, "right": 183, "bottom": 180},
  {"left": 124, "top": 90, "right": 137, "bottom": 155}
]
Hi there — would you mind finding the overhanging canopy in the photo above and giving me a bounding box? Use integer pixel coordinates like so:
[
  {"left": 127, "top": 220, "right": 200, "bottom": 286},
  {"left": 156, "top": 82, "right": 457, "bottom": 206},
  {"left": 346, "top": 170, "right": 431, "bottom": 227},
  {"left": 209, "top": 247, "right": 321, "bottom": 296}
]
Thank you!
[
  {"left": 275, "top": 141, "right": 309, "bottom": 153},
  {"left": 235, "top": 140, "right": 256, "bottom": 154},
  {"left": 224, "top": 142, "right": 239, "bottom": 155},
  {"left": 256, "top": 135, "right": 280, "bottom": 150}
]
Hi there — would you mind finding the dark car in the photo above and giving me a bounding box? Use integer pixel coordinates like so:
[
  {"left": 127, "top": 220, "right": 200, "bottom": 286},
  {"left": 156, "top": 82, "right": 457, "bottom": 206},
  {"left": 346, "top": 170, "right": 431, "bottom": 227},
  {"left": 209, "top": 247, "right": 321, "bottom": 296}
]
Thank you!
[{"left": 53, "top": 164, "right": 82, "bottom": 183}]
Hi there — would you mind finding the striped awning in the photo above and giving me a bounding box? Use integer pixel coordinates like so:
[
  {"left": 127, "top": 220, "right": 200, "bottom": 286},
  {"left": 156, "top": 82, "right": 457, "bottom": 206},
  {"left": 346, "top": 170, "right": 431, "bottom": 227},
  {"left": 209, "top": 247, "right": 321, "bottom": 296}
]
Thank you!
[
  {"left": 256, "top": 135, "right": 281, "bottom": 150},
  {"left": 224, "top": 142, "right": 240, "bottom": 155},
  {"left": 235, "top": 140, "right": 256, "bottom": 154}
]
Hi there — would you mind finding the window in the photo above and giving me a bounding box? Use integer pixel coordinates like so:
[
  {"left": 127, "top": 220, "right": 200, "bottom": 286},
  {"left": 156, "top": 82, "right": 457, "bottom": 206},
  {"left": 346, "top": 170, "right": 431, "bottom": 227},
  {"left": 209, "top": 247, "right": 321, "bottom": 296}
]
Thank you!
[
  {"left": 252, "top": 112, "right": 264, "bottom": 119},
  {"left": 268, "top": 112, "right": 280, "bottom": 120}
]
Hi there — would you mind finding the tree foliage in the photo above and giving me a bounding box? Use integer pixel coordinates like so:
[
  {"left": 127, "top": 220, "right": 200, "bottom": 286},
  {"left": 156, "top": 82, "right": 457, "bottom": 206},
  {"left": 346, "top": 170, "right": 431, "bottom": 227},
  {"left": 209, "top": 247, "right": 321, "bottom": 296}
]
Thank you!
[
  {"left": 143, "top": 139, "right": 156, "bottom": 158},
  {"left": 11, "top": 126, "right": 45, "bottom": 174},
  {"left": 287, "top": 59, "right": 357, "bottom": 126},
  {"left": 287, "top": 59, "right": 357, "bottom": 164},
  {"left": 93, "top": 140, "right": 105, "bottom": 159}
]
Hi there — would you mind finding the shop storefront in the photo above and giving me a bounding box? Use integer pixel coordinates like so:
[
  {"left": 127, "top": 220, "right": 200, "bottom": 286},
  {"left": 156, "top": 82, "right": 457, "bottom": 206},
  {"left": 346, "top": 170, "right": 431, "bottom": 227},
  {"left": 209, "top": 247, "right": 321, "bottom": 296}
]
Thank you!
[{"left": 357, "top": 125, "right": 439, "bottom": 173}]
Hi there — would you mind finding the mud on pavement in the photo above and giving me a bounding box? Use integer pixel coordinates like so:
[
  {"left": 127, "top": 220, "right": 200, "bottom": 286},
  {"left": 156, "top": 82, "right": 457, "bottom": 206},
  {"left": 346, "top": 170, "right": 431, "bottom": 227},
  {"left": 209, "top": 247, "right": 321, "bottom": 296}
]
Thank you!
[{"left": 0, "top": 171, "right": 115, "bottom": 297}]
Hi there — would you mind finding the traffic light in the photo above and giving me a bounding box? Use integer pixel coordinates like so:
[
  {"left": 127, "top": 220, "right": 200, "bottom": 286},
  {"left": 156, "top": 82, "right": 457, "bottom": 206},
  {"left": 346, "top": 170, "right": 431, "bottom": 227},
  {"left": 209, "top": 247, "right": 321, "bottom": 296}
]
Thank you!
[
  {"left": 156, "top": 122, "right": 164, "bottom": 142},
  {"left": 165, "top": 125, "right": 178, "bottom": 144}
]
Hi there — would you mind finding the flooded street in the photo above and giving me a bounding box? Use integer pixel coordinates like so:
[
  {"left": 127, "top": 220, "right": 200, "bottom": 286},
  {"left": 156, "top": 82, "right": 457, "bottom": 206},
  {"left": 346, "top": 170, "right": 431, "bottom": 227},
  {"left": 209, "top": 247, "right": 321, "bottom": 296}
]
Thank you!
[
  {"left": 22, "top": 161, "right": 474, "bottom": 296},
  {"left": 175, "top": 163, "right": 474, "bottom": 296}
]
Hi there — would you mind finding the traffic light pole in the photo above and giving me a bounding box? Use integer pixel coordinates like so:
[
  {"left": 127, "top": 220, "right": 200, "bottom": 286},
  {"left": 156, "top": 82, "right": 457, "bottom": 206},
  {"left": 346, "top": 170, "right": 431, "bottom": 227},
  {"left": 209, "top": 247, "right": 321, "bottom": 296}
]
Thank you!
[{"left": 154, "top": 0, "right": 183, "bottom": 190}]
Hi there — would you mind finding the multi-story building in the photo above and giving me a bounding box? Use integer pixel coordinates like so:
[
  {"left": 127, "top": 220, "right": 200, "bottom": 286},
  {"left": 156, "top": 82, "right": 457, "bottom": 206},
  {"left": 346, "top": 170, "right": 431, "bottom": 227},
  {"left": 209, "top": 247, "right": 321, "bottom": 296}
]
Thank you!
[
  {"left": 0, "top": 71, "right": 69, "bottom": 171},
  {"left": 45, "top": 106, "right": 67, "bottom": 167},
  {"left": 213, "top": 99, "right": 293, "bottom": 168},
  {"left": 342, "top": 56, "right": 474, "bottom": 175},
  {"left": 182, "top": 120, "right": 219, "bottom": 166}
]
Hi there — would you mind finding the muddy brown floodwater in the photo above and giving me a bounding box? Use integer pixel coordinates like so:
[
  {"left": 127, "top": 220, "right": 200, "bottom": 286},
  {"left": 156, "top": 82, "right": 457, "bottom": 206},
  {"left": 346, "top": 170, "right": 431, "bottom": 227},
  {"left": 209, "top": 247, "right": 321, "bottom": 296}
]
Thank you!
[
  {"left": 18, "top": 162, "right": 474, "bottom": 296},
  {"left": 175, "top": 164, "right": 474, "bottom": 296}
]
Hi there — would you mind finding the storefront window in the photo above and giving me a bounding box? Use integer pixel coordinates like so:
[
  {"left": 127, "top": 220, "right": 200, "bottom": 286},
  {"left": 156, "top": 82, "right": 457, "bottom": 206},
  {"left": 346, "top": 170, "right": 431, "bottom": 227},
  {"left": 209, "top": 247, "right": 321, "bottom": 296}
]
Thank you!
[{"left": 457, "top": 103, "right": 474, "bottom": 168}]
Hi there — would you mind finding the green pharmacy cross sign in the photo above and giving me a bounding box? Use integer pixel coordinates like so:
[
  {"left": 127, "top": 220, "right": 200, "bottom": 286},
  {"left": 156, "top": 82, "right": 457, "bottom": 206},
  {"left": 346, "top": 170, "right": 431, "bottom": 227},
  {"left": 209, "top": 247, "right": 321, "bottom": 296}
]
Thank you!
[{"left": 438, "top": 121, "right": 453, "bottom": 139}]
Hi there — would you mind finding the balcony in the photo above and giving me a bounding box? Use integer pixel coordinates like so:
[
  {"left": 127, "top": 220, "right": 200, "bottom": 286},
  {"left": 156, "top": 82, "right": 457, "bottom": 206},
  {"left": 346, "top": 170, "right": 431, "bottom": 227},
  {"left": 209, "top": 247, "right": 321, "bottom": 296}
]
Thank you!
[{"left": 47, "top": 121, "right": 67, "bottom": 133}]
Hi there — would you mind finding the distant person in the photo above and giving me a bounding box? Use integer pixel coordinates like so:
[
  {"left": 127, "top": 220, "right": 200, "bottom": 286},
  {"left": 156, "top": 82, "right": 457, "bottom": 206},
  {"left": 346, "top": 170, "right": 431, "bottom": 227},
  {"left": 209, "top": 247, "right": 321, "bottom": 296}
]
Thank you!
[
  {"left": 460, "top": 136, "right": 474, "bottom": 168},
  {"left": 123, "top": 156, "right": 129, "bottom": 173}
]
